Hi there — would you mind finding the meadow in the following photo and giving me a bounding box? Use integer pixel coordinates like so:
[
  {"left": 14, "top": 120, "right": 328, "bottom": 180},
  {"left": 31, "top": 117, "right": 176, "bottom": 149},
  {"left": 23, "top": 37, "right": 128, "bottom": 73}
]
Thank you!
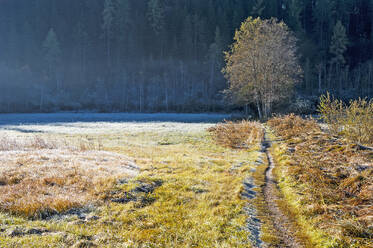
[
  {"left": 0, "top": 114, "right": 268, "bottom": 248},
  {"left": 0, "top": 113, "right": 371, "bottom": 248}
]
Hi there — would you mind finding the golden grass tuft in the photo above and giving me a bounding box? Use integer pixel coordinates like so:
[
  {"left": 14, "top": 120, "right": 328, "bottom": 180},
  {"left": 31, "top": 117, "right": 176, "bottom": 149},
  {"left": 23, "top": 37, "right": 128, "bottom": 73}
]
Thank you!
[
  {"left": 267, "top": 114, "right": 321, "bottom": 139},
  {"left": 207, "top": 120, "right": 264, "bottom": 149}
]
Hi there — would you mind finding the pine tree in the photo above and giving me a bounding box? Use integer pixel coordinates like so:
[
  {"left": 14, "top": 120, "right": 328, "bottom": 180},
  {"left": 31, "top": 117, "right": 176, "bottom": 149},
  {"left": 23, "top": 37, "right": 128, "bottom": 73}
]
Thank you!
[
  {"left": 207, "top": 0, "right": 216, "bottom": 28},
  {"left": 251, "top": 0, "right": 265, "bottom": 16},
  {"left": 115, "top": 0, "right": 131, "bottom": 64},
  {"left": 73, "top": 22, "right": 89, "bottom": 81},
  {"left": 102, "top": 0, "right": 115, "bottom": 68},
  {"left": 209, "top": 27, "right": 224, "bottom": 70},
  {"left": 116, "top": 0, "right": 131, "bottom": 43},
  {"left": 286, "top": 0, "right": 304, "bottom": 32},
  {"left": 43, "top": 28, "right": 61, "bottom": 89},
  {"left": 330, "top": 20, "right": 349, "bottom": 93},
  {"left": 330, "top": 20, "right": 348, "bottom": 65},
  {"left": 182, "top": 15, "right": 193, "bottom": 59},
  {"left": 313, "top": 0, "right": 335, "bottom": 52},
  {"left": 147, "top": 0, "right": 164, "bottom": 36},
  {"left": 232, "top": 2, "right": 245, "bottom": 29},
  {"left": 207, "top": 27, "right": 224, "bottom": 101}
]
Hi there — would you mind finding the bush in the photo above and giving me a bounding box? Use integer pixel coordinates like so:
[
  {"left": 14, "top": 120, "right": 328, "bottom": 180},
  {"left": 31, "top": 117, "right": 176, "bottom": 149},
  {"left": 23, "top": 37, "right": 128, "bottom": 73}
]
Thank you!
[
  {"left": 267, "top": 114, "right": 320, "bottom": 139},
  {"left": 319, "top": 93, "right": 373, "bottom": 146},
  {"left": 208, "top": 121, "right": 263, "bottom": 149}
]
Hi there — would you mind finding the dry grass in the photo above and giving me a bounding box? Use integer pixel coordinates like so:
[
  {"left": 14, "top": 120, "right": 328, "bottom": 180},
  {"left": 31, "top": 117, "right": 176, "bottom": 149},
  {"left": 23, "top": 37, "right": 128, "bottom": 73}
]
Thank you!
[
  {"left": 208, "top": 121, "right": 264, "bottom": 149},
  {"left": 0, "top": 135, "right": 59, "bottom": 151},
  {"left": 268, "top": 115, "right": 373, "bottom": 247},
  {"left": 0, "top": 138, "right": 138, "bottom": 218},
  {"left": 267, "top": 114, "right": 321, "bottom": 139},
  {"left": 319, "top": 93, "right": 373, "bottom": 146},
  {"left": 0, "top": 135, "right": 102, "bottom": 152},
  {"left": 0, "top": 122, "right": 263, "bottom": 247}
]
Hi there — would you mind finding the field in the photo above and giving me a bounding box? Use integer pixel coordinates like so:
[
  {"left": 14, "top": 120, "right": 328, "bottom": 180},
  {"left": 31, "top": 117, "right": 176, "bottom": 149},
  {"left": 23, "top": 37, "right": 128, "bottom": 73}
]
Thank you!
[
  {"left": 0, "top": 113, "right": 371, "bottom": 248},
  {"left": 0, "top": 113, "right": 270, "bottom": 247}
]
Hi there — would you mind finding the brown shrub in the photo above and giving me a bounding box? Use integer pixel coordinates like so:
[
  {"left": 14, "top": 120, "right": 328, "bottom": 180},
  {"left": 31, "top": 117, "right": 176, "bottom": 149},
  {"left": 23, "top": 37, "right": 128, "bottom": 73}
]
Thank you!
[
  {"left": 208, "top": 121, "right": 263, "bottom": 149},
  {"left": 267, "top": 114, "right": 320, "bottom": 139}
]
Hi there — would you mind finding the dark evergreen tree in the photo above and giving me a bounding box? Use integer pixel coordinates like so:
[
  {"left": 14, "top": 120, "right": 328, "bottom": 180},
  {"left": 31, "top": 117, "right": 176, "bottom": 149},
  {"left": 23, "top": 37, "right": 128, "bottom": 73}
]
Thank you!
[
  {"left": 102, "top": 0, "right": 115, "bottom": 69},
  {"left": 43, "top": 28, "right": 61, "bottom": 90}
]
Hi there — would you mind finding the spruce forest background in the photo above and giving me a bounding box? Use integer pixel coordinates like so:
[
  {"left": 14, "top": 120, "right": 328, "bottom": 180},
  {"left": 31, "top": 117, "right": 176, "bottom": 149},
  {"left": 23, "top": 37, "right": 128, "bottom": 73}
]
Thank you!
[{"left": 0, "top": 0, "right": 372, "bottom": 113}]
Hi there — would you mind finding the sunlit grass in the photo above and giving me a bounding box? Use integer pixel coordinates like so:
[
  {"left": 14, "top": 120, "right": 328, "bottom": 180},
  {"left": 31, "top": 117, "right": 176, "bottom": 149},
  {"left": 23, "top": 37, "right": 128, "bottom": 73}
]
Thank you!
[{"left": 0, "top": 125, "right": 262, "bottom": 247}]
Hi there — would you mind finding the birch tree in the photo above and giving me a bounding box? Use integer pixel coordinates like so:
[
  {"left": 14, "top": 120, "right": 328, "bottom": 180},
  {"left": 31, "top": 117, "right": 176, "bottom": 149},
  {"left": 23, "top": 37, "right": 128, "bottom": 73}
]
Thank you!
[{"left": 223, "top": 17, "right": 302, "bottom": 119}]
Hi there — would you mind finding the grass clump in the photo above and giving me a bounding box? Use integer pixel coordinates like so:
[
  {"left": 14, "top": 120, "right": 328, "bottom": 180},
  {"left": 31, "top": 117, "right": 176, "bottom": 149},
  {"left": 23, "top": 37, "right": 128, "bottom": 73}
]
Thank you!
[
  {"left": 267, "top": 114, "right": 320, "bottom": 139},
  {"left": 208, "top": 121, "right": 264, "bottom": 149},
  {"left": 268, "top": 115, "right": 373, "bottom": 247},
  {"left": 319, "top": 93, "right": 373, "bottom": 146},
  {"left": 0, "top": 147, "right": 138, "bottom": 218}
]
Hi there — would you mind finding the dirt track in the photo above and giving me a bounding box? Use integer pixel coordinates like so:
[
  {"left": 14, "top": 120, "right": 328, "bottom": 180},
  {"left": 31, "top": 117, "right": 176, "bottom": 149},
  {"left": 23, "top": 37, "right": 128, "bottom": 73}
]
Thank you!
[{"left": 261, "top": 128, "right": 304, "bottom": 248}]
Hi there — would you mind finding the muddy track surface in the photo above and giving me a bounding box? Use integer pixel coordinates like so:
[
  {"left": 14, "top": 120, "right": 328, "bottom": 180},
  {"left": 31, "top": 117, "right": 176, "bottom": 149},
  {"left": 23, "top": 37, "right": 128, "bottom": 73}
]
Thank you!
[{"left": 261, "top": 128, "right": 304, "bottom": 248}]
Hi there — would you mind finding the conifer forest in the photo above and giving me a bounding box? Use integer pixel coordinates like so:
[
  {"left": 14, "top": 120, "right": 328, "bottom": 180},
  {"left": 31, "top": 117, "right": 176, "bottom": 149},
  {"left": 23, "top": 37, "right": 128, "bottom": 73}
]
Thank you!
[{"left": 1, "top": 0, "right": 372, "bottom": 113}]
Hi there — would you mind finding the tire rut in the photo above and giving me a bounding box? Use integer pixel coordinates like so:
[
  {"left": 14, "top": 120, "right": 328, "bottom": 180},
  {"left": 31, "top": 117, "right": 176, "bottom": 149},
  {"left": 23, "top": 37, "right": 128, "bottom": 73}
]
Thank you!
[{"left": 261, "top": 128, "right": 304, "bottom": 248}]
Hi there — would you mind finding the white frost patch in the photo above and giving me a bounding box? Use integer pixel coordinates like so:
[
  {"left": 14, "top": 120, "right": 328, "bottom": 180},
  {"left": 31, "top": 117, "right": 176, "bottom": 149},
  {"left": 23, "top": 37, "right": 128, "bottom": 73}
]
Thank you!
[
  {"left": 0, "top": 122, "right": 217, "bottom": 135},
  {"left": 0, "top": 113, "right": 229, "bottom": 135},
  {"left": 0, "top": 149, "right": 139, "bottom": 180}
]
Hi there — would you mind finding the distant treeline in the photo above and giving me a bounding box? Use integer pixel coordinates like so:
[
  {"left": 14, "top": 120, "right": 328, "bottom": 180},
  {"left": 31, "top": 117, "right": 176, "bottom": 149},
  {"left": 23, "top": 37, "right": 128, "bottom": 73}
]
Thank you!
[{"left": 0, "top": 0, "right": 372, "bottom": 113}]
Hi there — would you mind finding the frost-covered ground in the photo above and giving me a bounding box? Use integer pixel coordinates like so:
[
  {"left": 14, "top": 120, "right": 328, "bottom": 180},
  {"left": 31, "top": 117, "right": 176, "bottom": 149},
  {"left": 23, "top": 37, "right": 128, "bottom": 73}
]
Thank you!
[{"left": 0, "top": 113, "right": 230, "bottom": 135}]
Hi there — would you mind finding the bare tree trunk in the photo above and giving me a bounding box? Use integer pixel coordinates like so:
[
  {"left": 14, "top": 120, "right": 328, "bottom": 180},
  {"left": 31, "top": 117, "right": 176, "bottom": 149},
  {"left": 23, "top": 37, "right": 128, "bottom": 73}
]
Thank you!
[
  {"left": 369, "top": 63, "right": 372, "bottom": 97},
  {"left": 139, "top": 87, "right": 142, "bottom": 112},
  {"left": 40, "top": 87, "right": 44, "bottom": 111},
  {"left": 327, "top": 64, "right": 333, "bottom": 91},
  {"left": 317, "top": 63, "right": 322, "bottom": 93},
  {"left": 263, "top": 101, "right": 271, "bottom": 120},
  {"left": 164, "top": 72, "right": 169, "bottom": 112},
  {"left": 357, "top": 64, "right": 362, "bottom": 97},
  {"left": 121, "top": 75, "right": 126, "bottom": 112},
  {"left": 256, "top": 98, "right": 262, "bottom": 120},
  {"left": 107, "top": 35, "right": 111, "bottom": 69},
  {"left": 323, "top": 62, "right": 327, "bottom": 91},
  {"left": 209, "top": 59, "right": 215, "bottom": 109},
  {"left": 55, "top": 71, "right": 59, "bottom": 91},
  {"left": 338, "top": 63, "right": 342, "bottom": 95},
  {"left": 165, "top": 87, "right": 169, "bottom": 112}
]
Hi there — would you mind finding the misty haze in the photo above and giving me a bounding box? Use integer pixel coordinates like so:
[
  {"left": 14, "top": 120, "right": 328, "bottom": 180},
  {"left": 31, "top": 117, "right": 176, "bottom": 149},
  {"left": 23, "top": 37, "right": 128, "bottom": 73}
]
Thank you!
[{"left": 0, "top": 1, "right": 372, "bottom": 248}]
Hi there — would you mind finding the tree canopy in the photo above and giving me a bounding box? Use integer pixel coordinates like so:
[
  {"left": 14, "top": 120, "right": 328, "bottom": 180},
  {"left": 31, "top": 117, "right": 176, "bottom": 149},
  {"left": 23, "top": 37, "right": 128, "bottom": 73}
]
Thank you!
[{"left": 223, "top": 17, "right": 302, "bottom": 119}]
